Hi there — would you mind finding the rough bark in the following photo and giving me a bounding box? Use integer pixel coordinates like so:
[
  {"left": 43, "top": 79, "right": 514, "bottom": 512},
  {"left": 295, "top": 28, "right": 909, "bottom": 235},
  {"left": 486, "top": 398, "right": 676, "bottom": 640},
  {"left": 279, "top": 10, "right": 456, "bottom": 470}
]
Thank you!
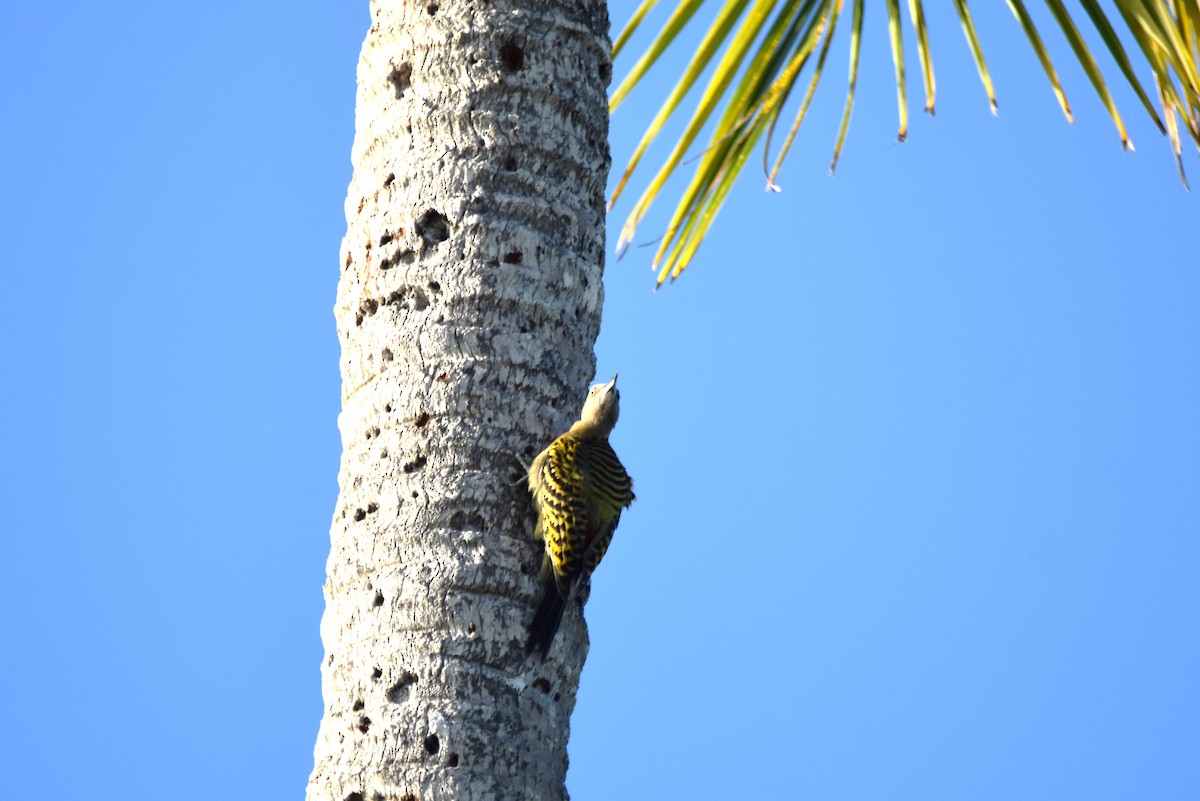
[{"left": 308, "top": 0, "right": 612, "bottom": 799}]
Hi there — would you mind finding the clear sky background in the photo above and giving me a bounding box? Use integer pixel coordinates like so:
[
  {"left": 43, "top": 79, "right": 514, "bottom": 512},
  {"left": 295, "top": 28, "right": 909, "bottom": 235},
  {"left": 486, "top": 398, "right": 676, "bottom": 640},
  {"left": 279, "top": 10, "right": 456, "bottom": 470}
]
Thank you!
[{"left": 2, "top": 2, "right": 1197, "bottom": 800}]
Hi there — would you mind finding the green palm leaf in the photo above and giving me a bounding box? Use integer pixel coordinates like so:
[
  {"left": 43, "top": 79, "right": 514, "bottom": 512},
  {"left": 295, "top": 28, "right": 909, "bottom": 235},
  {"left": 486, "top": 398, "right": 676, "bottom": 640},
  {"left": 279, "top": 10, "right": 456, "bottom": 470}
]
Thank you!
[{"left": 611, "top": 0, "right": 1200, "bottom": 287}]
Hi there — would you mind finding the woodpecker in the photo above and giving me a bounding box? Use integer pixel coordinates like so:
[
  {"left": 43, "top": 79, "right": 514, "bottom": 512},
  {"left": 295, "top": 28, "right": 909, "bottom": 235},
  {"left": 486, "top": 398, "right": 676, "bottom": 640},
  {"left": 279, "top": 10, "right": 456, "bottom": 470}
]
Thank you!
[{"left": 525, "top": 375, "right": 634, "bottom": 657}]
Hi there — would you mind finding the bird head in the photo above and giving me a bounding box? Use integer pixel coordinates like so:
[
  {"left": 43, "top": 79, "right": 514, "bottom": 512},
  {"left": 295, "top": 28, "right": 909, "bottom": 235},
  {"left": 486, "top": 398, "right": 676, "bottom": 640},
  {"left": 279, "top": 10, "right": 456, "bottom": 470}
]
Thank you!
[{"left": 577, "top": 374, "right": 620, "bottom": 436}]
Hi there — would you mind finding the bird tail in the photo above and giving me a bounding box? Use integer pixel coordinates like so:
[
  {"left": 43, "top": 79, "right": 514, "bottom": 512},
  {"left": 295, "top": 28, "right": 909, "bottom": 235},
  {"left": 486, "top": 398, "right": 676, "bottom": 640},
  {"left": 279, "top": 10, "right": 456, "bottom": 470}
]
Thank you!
[{"left": 525, "top": 575, "right": 566, "bottom": 658}]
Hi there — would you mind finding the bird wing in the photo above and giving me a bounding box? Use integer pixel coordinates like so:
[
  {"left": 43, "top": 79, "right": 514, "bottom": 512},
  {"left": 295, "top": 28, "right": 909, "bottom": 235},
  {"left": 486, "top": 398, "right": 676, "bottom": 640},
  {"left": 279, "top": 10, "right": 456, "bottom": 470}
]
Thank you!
[
  {"left": 535, "top": 434, "right": 590, "bottom": 597},
  {"left": 579, "top": 440, "right": 634, "bottom": 575}
]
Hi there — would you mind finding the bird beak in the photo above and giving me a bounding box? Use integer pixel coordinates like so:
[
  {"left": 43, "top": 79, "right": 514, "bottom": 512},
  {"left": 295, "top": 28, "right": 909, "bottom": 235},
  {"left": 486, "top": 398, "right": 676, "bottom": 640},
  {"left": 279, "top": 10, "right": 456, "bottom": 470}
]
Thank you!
[{"left": 604, "top": 374, "right": 618, "bottom": 394}]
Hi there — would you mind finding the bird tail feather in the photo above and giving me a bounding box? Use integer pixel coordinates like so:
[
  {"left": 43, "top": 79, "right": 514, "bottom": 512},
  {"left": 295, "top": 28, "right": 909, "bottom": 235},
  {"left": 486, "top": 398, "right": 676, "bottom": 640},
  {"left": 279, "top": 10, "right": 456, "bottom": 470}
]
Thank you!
[{"left": 525, "top": 576, "right": 566, "bottom": 658}]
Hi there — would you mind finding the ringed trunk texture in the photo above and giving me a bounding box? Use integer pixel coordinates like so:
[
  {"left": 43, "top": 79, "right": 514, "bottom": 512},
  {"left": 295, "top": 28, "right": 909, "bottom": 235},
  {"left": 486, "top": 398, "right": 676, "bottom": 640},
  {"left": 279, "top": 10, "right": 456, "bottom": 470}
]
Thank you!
[{"left": 308, "top": 0, "right": 613, "bottom": 799}]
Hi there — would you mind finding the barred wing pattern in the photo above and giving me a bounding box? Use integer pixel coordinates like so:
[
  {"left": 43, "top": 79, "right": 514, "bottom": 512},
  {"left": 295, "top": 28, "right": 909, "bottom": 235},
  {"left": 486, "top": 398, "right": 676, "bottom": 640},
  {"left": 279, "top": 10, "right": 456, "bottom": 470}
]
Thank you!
[{"left": 526, "top": 434, "right": 634, "bottom": 656}]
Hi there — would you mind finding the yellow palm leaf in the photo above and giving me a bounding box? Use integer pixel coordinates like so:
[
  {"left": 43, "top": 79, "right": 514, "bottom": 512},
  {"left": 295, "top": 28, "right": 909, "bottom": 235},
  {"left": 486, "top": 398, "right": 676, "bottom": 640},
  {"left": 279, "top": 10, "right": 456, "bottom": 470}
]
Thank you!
[{"left": 610, "top": 0, "right": 1200, "bottom": 287}]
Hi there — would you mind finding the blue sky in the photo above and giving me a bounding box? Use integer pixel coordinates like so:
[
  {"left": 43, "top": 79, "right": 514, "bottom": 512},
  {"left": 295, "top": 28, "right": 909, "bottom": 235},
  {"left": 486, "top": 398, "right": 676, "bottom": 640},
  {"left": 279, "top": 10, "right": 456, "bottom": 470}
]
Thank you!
[{"left": 2, "top": 3, "right": 1196, "bottom": 800}]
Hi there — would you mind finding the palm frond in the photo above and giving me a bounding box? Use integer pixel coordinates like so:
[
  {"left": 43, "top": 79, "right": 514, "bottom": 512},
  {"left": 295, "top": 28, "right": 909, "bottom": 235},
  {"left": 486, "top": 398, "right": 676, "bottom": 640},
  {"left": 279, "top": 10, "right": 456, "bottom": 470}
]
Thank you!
[
  {"left": 885, "top": 0, "right": 909, "bottom": 141},
  {"left": 610, "top": 0, "right": 1200, "bottom": 287},
  {"left": 830, "top": 0, "right": 865, "bottom": 174},
  {"left": 908, "top": 0, "right": 936, "bottom": 115},
  {"left": 1043, "top": 0, "right": 1131, "bottom": 146},
  {"left": 1007, "top": 0, "right": 1075, "bottom": 122},
  {"left": 766, "top": 0, "right": 843, "bottom": 187},
  {"left": 953, "top": 0, "right": 998, "bottom": 114}
]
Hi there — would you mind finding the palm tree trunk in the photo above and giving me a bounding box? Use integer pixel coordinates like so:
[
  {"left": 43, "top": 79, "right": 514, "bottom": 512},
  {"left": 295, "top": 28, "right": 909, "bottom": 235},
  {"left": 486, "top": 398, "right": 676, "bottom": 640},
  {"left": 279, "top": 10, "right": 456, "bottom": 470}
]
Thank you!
[{"left": 307, "top": 0, "right": 612, "bottom": 799}]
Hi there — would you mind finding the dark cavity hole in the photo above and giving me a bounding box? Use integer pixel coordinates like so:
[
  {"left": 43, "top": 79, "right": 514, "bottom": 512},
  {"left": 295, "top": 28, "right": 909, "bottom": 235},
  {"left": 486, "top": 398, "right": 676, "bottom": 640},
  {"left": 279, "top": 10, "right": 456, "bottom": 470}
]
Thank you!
[
  {"left": 500, "top": 42, "right": 524, "bottom": 72},
  {"left": 373, "top": 590, "right": 384, "bottom": 607},
  {"left": 502, "top": 251, "right": 523, "bottom": 264},
  {"left": 448, "top": 753, "right": 460, "bottom": 768},
  {"left": 352, "top": 699, "right": 365, "bottom": 711},
  {"left": 414, "top": 412, "right": 430, "bottom": 428},
  {"left": 416, "top": 209, "right": 450, "bottom": 246},
  {"left": 424, "top": 734, "right": 440, "bottom": 755},
  {"left": 357, "top": 716, "right": 371, "bottom": 733},
  {"left": 388, "top": 62, "right": 412, "bottom": 99},
  {"left": 387, "top": 671, "right": 418, "bottom": 703}
]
